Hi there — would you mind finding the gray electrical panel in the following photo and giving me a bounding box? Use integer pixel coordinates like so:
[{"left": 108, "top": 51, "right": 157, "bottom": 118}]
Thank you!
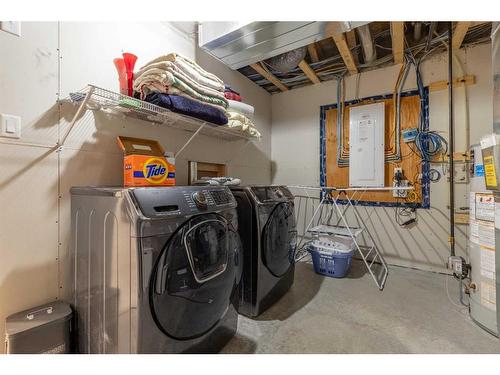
[{"left": 349, "top": 102, "right": 385, "bottom": 187}]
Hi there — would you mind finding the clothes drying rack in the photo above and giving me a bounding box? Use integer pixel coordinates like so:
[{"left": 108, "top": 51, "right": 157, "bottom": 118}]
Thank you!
[{"left": 288, "top": 185, "right": 413, "bottom": 291}]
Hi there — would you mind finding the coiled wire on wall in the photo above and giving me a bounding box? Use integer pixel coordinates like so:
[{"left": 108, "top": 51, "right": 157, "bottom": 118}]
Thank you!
[
  {"left": 414, "top": 130, "right": 448, "bottom": 162},
  {"left": 407, "top": 51, "right": 449, "bottom": 162}
]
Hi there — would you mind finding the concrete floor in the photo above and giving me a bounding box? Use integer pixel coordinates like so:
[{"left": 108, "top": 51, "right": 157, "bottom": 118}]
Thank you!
[{"left": 222, "top": 259, "right": 500, "bottom": 354}]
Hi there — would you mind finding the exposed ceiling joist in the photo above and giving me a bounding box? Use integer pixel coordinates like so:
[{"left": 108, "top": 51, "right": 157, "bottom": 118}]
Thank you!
[
  {"left": 452, "top": 22, "right": 472, "bottom": 50},
  {"left": 250, "top": 63, "right": 289, "bottom": 92},
  {"left": 307, "top": 43, "right": 320, "bottom": 63},
  {"left": 298, "top": 60, "right": 321, "bottom": 84},
  {"left": 346, "top": 30, "right": 357, "bottom": 49},
  {"left": 332, "top": 33, "right": 358, "bottom": 75},
  {"left": 391, "top": 22, "right": 405, "bottom": 64}
]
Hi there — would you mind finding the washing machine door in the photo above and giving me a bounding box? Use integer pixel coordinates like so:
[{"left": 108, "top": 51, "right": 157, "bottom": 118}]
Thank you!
[
  {"left": 150, "top": 213, "right": 241, "bottom": 340},
  {"left": 262, "top": 202, "right": 297, "bottom": 277}
]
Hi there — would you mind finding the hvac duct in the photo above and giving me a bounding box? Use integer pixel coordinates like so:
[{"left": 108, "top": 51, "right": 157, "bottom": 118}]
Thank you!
[
  {"left": 198, "top": 21, "right": 369, "bottom": 70},
  {"left": 356, "top": 24, "right": 376, "bottom": 64}
]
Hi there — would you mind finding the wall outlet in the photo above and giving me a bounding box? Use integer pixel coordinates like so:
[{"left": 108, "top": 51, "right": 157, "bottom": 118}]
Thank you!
[
  {"left": 0, "top": 21, "right": 21, "bottom": 37},
  {"left": 402, "top": 128, "right": 418, "bottom": 143},
  {"left": 448, "top": 255, "right": 468, "bottom": 278},
  {"left": 393, "top": 179, "right": 408, "bottom": 198},
  {"left": 0, "top": 114, "right": 21, "bottom": 139}
]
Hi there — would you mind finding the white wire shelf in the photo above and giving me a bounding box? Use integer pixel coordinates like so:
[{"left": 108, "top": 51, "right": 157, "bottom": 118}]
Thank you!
[{"left": 65, "top": 84, "right": 259, "bottom": 142}]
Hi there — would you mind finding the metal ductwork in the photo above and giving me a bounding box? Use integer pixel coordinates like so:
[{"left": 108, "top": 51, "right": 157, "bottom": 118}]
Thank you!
[
  {"left": 198, "top": 21, "right": 369, "bottom": 70},
  {"left": 264, "top": 47, "right": 307, "bottom": 73},
  {"left": 356, "top": 24, "right": 376, "bottom": 64}
]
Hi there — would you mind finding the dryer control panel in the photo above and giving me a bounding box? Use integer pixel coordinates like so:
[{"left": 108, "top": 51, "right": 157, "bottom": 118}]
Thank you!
[{"left": 131, "top": 186, "right": 236, "bottom": 218}]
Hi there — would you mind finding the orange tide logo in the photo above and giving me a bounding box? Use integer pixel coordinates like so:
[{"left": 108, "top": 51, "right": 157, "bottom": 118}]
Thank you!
[{"left": 143, "top": 157, "right": 168, "bottom": 184}]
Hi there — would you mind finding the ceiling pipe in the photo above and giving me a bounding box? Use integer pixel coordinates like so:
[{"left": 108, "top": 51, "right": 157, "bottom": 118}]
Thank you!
[
  {"left": 413, "top": 22, "right": 423, "bottom": 41},
  {"left": 356, "top": 24, "right": 376, "bottom": 64},
  {"left": 448, "top": 22, "right": 456, "bottom": 257},
  {"left": 425, "top": 22, "right": 437, "bottom": 51}
]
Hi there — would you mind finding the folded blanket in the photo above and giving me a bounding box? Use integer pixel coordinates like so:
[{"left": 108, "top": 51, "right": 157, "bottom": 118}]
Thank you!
[
  {"left": 226, "top": 111, "right": 261, "bottom": 138},
  {"left": 227, "top": 100, "right": 254, "bottom": 120},
  {"left": 134, "top": 70, "right": 228, "bottom": 110},
  {"left": 136, "top": 62, "right": 225, "bottom": 100},
  {"left": 140, "top": 53, "right": 224, "bottom": 91},
  {"left": 225, "top": 92, "right": 242, "bottom": 101},
  {"left": 145, "top": 93, "right": 228, "bottom": 126}
]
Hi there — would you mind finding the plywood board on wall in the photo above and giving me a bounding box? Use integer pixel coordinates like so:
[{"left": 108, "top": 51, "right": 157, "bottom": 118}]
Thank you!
[{"left": 324, "top": 94, "right": 423, "bottom": 204}]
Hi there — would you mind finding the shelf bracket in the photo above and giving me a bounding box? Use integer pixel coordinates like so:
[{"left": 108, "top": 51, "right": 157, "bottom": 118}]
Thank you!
[
  {"left": 59, "top": 86, "right": 95, "bottom": 148},
  {"left": 175, "top": 122, "right": 206, "bottom": 158}
]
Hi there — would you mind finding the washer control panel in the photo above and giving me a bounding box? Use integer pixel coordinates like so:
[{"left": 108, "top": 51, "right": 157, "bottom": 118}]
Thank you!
[
  {"left": 131, "top": 186, "right": 236, "bottom": 218},
  {"left": 192, "top": 191, "right": 208, "bottom": 206},
  {"left": 183, "top": 187, "right": 234, "bottom": 211}
]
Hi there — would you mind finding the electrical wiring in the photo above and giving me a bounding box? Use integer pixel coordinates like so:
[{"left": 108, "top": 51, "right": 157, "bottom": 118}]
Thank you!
[
  {"left": 405, "top": 190, "right": 418, "bottom": 203},
  {"left": 248, "top": 23, "right": 491, "bottom": 91},
  {"left": 429, "top": 168, "right": 442, "bottom": 182},
  {"left": 414, "top": 130, "right": 448, "bottom": 162},
  {"left": 337, "top": 60, "right": 409, "bottom": 166},
  {"left": 394, "top": 203, "right": 417, "bottom": 227}
]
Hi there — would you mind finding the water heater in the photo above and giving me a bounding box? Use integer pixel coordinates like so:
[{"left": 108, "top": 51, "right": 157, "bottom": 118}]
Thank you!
[{"left": 469, "top": 144, "right": 497, "bottom": 336}]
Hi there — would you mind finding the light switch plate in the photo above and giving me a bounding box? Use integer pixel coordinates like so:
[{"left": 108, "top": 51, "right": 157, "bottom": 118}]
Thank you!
[
  {"left": 1, "top": 114, "right": 21, "bottom": 139},
  {"left": 0, "top": 21, "right": 21, "bottom": 37}
]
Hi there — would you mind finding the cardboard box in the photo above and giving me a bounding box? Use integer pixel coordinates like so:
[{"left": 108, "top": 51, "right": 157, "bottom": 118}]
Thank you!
[{"left": 117, "top": 136, "right": 175, "bottom": 187}]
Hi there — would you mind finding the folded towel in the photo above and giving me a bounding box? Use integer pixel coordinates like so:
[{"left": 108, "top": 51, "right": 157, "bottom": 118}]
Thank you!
[
  {"left": 136, "top": 63, "right": 225, "bottom": 100},
  {"left": 227, "top": 100, "right": 255, "bottom": 120},
  {"left": 226, "top": 111, "right": 261, "bottom": 138},
  {"left": 140, "top": 53, "right": 224, "bottom": 91},
  {"left": 134, "top": 70, "right": 228, "bottom": 110},
  {"left": 145, "top": 93, "right": 228, "bottom": 126},
  {"left": 198, "top": 177, "right": 242, "bottom": 186},
  {"left": 225, "top": 92, "right": 242, "bottom": 101}
]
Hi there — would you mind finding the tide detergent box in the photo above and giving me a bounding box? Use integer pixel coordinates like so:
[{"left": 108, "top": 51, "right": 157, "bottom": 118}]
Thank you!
[{"left": 117, "top": 136, "right": 175, "bottom": 187}]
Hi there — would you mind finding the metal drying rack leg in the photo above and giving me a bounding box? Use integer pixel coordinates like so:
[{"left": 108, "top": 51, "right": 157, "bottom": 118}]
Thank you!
[{"left": 290, "top": 185, "right": 389, "bottom": 290}]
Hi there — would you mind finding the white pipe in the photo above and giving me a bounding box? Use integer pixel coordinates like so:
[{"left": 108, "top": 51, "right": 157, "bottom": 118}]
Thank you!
[{"left": 356, "top": 24, "right": 376, "bottom": 64}]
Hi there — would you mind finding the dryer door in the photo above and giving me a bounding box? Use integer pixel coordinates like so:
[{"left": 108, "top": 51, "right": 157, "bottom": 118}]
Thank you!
[
  {"left": 150, "top": 213, "right": 241, "bottom": 340},
  {"left": 262, "top": 202, "right": 297, "bottom": 277}
]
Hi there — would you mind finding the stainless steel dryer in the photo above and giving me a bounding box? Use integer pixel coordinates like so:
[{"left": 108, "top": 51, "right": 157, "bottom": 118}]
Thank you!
[
  {"left": 69, "top": 186, "right": 242, "bottom": 353},
  {"left": 230, "top": 186, "right": 297, "bottom": 317}
]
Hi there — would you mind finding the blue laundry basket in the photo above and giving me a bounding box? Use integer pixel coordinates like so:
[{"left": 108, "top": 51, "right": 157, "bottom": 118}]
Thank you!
[{"left": 307, "top": 245, "right": 354, "bottom": 278}]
